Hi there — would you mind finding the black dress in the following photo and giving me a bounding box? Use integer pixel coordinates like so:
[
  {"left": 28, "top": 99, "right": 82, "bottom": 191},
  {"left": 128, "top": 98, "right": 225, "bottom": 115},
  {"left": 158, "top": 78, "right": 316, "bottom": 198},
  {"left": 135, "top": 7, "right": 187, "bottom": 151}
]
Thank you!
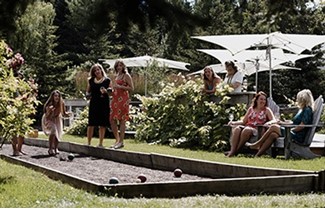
[{"left": 88, "top": 77, "right": 110, "bottom": 127}]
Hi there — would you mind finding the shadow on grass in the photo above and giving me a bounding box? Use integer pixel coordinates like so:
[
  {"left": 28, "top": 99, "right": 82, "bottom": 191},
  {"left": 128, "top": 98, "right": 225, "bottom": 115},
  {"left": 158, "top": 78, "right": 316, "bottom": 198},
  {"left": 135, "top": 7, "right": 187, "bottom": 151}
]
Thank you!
[{"left": 0, "top": 176, "right": 15, "bottom": 184}]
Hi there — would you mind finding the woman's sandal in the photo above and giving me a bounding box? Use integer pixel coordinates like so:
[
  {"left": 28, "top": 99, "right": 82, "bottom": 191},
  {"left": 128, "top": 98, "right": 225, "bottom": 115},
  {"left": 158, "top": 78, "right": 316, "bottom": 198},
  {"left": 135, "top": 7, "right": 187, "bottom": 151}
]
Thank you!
[
  {"left": 114, "top": 142, "right": 124, "bottom": 149},
  {"left": 48, "top": 149, "right": 54, "bottom": 156}
]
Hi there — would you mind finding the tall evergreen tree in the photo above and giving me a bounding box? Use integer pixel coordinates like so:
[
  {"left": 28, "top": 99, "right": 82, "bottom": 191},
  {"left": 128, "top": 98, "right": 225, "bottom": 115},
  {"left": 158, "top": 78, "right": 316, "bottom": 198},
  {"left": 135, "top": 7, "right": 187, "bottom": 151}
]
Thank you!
[{"left": 9, "top": 1, "right": 70, "bottom": 124}]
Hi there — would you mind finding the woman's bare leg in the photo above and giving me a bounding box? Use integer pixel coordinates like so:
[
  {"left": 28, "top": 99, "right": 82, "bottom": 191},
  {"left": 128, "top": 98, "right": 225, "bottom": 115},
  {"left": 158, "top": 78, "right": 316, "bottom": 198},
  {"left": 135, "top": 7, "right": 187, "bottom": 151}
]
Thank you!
[
  {"left": 98, "top": 126, "right": 106, "bottom": 146},
  {"left": 248, "top": 125, "right": 280, "bottom": 149},
  {"left": 110, "top": 119, "right": 120, "bottom": 146},
  {"left": 227, "top": 126, "right": 242, "bottom": 157},
  {"left": 17, "top": 136, "right": 25, "bottom": 154},
  {"left": 11, "top": 137, "right": 19, "bottom": 156},
  {"left": 119, "top": 120, "right": 126, "bottom": 144},
  {"left": 48, "top": 134, "right": 55, "bottom": 155},
  {"left": 87, "top": 126, "right": 94, "bottom": 145},
  {"left": 236, "top": 128, "right": 254, "bottom": 152},
  {"left": 53, "top": 137, "right": 59, "bottom": 154},
  {"left": 255, "top": 132, "right": 280, "bottom": 157}
]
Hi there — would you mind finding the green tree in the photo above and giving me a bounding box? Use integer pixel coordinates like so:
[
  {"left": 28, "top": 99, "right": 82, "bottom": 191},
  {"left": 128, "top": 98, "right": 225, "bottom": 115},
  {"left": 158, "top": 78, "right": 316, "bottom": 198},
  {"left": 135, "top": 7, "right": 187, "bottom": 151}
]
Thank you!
[{"left": 9, "top": 1, "right": 70, "bottom": 126}]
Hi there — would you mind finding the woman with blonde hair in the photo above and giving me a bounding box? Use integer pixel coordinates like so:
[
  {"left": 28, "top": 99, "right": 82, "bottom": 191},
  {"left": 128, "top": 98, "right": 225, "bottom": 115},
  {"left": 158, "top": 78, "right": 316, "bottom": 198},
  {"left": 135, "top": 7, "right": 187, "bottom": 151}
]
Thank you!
[
  {"left": 247, "top": 89, "right": 314, "bottom": 157},
  {"left": 86, "top": 63, "right": 111, "bottom": 147},
  {"left": 42, "top": 90, "right": 71, "bottom": 155}
]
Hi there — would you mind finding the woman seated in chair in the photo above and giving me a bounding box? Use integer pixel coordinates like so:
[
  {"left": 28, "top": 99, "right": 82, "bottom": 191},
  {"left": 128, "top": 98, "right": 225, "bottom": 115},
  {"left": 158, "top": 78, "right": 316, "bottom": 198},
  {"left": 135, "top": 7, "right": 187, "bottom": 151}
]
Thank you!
[
  {"left": 247, "top": 89, "right": 314, "bottom": 157},
  {"left": 225, "top": 91, "right": 275, "bottom": 157}
]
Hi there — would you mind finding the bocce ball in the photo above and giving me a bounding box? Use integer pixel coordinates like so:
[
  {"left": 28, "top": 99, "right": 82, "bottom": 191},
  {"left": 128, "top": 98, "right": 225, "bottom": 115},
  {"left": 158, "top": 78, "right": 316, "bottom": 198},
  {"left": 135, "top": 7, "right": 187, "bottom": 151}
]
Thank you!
[
  {"left": 109, "top": 177, "right": 119, "bottom": 184},
  {"left": 68, "top": 153, "right": 75, "bottom": 161},
  {"left": 137, "top": 174, "right": 147, "bottom": 183},
  {"left": 174, "top": 168, "right": 183, "bottom": 178}
]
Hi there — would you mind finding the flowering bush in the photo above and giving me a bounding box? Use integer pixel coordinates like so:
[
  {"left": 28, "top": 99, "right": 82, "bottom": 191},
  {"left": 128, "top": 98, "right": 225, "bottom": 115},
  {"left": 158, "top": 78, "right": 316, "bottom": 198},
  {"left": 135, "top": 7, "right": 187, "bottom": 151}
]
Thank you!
[{"left": 0, "top": 40, "right": 40, "bottom": 144}]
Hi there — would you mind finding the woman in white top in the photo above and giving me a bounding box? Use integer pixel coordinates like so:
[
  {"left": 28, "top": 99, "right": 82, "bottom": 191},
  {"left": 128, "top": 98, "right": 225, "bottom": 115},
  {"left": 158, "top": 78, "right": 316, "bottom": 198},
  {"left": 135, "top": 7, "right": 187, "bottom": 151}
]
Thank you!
[{"left": 223, "top": 61, "right": 243, "bottom": 93}]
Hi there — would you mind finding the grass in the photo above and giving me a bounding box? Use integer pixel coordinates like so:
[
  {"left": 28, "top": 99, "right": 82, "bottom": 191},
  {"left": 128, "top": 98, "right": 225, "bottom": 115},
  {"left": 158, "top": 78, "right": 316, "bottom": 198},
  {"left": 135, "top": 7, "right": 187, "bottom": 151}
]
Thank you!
[{"left": 1, "top": 133, "right": 325, "bottom": 207}]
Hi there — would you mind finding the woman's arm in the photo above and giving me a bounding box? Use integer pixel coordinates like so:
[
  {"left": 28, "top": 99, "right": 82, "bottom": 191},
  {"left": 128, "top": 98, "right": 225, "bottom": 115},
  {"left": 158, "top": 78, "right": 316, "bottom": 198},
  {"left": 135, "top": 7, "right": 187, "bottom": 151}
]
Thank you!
[
  {"left": 61, "top": 102, "right": 72, "bottom": 117},
  {"left": 116, "top": 74, "right": 134, "bottom": 91},
  {"left": 45, "top": 105, "right": 54, "bottom": 118},
  {"left": 203, "top": 80, "right": 216, "bottom": 94},
  {"left": 230, "top": 72, "right": 243, "bottom": 89},
  {"left": 228, "top": 107, "right": 251, "bottom": 126},
  {"left": 264, "top": 107, "right": 277, "bottom": 125},
  {"left": 241, "top": 107, "right": 252, "bottom": 125},
  {"left": 230, "top": 81, "right": 241, "bottom": 89},
  {"left": 86, "top": 80, "right": 91, "bottom": 99},
  {"left": 292, "top": 107, "right": 313, "bottom": 132}
]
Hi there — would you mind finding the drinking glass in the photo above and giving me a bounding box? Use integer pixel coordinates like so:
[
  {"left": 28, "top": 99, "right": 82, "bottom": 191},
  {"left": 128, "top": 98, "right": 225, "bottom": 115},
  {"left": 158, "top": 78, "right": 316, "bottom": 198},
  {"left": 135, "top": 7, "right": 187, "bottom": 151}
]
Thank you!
[
  {"left": 100, "top": 87, "right": 105, "bottom": 97},
  {"left": 229, "top": 113, "right": 234, "bottom": 122}
]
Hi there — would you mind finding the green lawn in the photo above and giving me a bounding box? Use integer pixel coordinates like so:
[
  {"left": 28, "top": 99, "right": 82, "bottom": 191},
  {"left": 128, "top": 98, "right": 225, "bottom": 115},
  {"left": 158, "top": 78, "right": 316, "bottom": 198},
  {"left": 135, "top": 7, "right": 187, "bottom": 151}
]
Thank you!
[{"left": 1, "top": 133, "right": 325, "bottom": 207}]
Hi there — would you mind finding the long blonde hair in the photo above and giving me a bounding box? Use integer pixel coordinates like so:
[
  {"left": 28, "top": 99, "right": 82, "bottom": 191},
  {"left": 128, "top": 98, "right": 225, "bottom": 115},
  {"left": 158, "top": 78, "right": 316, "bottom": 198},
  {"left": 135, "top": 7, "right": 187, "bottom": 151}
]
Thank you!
[
  {"left": 296, "top": 89, "right": 314, "bottom": 110},
  {"left": 89, "top": 63, "right": 107, "bottom": 78}
]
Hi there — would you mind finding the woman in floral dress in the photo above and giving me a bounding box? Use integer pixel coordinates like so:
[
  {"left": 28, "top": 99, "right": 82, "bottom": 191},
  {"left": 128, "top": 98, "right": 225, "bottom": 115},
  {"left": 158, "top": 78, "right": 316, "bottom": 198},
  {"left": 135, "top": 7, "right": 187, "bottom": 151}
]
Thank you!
[{"left": 110, "top": 60, "right": 134, "bottom": 149}]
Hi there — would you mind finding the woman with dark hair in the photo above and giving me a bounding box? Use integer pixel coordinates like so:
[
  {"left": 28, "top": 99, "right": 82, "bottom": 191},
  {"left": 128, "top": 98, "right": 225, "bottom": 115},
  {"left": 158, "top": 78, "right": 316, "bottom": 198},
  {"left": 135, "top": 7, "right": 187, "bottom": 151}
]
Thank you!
[
  {"left": 225, "top": 91, "right": 275, "bottom": 157},
  {"left": 42, "top": 90, "right": 71, "bottom": 155},
  {"left": 86, "top": 63, "right": 111, "bottom": 147},
  {"left": 201, "top": 66, "right": 222, "bottom": 95},
  {"left": 223, "top": 61, "right": 243, "bottom": 92},
  {"left": 110, "top": 60, "right": 134, "bottom": 149}
]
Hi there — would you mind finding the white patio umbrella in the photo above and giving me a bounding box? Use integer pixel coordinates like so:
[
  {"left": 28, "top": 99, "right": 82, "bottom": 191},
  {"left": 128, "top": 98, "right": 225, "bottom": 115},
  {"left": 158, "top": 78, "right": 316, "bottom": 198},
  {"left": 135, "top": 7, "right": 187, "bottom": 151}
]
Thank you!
[
  {"left": 193, "top": 32, "right": 325, "bottom": 55},
  {"left": 193, "top": 32, "right": 325, "bottom": 97},
  {"left": 188, "top": 62, "right": 300, "bottom": 76},
  {"left": 197, "top": 48, "right": 312, "bottom": 91},
  {"left": 102, "top": 55, "right": 190, "bottom": 71},
  {"left": 101, "top": 55, "right": 190, "bottom": 96}
]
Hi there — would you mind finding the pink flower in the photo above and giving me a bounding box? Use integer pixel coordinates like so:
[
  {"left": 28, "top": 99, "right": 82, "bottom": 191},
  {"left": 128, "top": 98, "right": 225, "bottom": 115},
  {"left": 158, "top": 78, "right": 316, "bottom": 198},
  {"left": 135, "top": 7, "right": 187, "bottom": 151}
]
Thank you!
[{"left": 9, "top": 53, "right": 25, "bottom": 70}]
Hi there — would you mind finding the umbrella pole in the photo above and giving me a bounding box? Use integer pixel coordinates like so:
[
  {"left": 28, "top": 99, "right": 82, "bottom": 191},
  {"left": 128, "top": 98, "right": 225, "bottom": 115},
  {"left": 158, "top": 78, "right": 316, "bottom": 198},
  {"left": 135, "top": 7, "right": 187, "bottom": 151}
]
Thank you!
[
  {"left": 267, "top": 37, "right": 272, "bottom": 98},
  {"left": 255, "top": 58, "right": 259, "bottom": 93},
  {"left": 145, "top": 69, "right": 148, "bottom": 96}
]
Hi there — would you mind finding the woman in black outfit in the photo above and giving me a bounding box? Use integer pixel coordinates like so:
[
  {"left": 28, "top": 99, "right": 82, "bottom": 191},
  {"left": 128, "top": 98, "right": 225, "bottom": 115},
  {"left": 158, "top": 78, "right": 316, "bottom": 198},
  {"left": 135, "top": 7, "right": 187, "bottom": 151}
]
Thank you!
[{"left": 86, "top": 63, "right": 111, "bottom": 147}]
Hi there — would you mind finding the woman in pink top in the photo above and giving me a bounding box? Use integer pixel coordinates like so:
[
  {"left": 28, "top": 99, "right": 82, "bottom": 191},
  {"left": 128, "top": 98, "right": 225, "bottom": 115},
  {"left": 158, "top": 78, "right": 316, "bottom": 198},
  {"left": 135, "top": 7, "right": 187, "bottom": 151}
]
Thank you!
[{"left": 225, "top": 91, "right": 275, "bottom": 157}]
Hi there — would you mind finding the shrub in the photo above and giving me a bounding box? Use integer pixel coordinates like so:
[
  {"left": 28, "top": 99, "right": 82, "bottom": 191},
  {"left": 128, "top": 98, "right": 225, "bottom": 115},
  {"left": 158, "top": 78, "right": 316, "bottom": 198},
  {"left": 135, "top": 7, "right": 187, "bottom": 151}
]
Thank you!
[
  {"left": 133, "top": 78, "right": 247, "bottom": 152},
  {"left": 0, "top": 40, "right": 40, "bottom": 143},
  {"left": 65, "top": 106, "right": 89, "bottom": 136}
]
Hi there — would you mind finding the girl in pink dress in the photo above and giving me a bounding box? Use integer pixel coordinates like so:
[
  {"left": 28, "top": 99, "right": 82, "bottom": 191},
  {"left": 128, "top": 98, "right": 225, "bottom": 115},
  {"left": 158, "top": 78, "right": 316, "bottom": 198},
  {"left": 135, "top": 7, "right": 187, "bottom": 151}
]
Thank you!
[
  {"left": 225, "top": 91, "right": 276, "bottom": 157},
  {"left": 110, "top": 60, "right": 134, "bottom": 149},
  {"left": 42, "top": 90, "right": 71, "bottom": 155}
]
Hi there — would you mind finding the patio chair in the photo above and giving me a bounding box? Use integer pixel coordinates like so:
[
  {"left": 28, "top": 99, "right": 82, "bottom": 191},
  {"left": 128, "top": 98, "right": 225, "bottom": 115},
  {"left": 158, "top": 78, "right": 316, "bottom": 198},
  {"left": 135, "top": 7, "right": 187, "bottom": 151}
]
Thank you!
[
  {"left": 267, "top": 97, "right": 280, "bottom": 119},
  {"left": 273, "top": 95, "right": 324, "bottom": 159}
]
